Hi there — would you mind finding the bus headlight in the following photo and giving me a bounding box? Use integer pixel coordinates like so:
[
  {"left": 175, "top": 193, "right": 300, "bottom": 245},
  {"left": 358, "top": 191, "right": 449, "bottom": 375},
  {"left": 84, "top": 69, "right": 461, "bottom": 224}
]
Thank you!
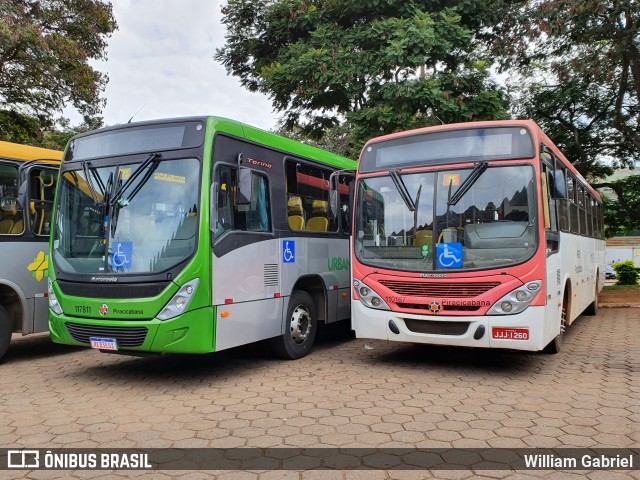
[
  {"left": 353, "top": 279, "right": 390, "bottom": 311},
  {"left": 487, "top": 281, "right": 542, "bottom": 315},
  {"left": 157, "top": 279, "right": 199, "bottom": 320},
  {"left": 48, "top": 278, "right": 63, "bottom": 315}
]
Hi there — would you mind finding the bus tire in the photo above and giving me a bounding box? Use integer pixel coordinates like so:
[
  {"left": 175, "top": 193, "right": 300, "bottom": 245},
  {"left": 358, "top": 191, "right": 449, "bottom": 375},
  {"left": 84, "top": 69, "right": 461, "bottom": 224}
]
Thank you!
[
  {"left": 272, "top": 290, "right": 317, "bottom": 360},
  {"left": 544, "top": 298, "right": 567, "bottom": 354},
  {"left": 0, "top": 305, "right": 11, "bottom": 361},
  {"left": 584, "top": 279, "right": 599, "bottom": 316}
]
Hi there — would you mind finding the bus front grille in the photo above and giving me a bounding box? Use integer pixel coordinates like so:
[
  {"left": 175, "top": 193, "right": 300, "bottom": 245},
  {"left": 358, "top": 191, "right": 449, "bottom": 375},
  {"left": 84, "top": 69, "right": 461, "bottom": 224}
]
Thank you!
[
  {"left": 403, "top": 319, "right": 470, "bottom": 336},
  {"left": 380, "top": 280, "right": 499, "bottom": 298},
  {"left": 65, "top": 323, "right": 148, "bottom": 347},
  {"left": 57, "top": 280, "right": 170, "bottom": 299}
]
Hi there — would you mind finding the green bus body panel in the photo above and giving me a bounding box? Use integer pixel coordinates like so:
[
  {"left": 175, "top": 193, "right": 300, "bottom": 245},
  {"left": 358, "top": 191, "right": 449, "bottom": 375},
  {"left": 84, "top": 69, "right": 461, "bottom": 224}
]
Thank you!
[
  {"left": 50, "top": 306, "right": 216, "bottom": 354},
  {"left": 49, "top": 115, "right": 355, "bottom": 354}
]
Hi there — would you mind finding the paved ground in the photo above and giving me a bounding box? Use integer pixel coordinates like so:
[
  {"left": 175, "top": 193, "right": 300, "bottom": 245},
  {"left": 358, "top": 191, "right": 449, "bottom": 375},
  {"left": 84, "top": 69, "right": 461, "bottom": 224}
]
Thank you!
[{"left": 1, "top": 308, "right": 639, "bottom": 479}]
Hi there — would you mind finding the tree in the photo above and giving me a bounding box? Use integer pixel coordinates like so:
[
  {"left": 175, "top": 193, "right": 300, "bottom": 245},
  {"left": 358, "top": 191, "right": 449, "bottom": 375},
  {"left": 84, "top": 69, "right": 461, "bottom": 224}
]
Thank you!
[
  {"left": 216, "top": 0, "right": 510, "bottom": 153},
  {"left": 593, "top": 175, "right": 640, "bottom": 236},
  {"left": 0, "top": 0, "right": 117, "bottom": 137},
  {"left": 493, "top": 0, "right": 639, "bottom": 180}
]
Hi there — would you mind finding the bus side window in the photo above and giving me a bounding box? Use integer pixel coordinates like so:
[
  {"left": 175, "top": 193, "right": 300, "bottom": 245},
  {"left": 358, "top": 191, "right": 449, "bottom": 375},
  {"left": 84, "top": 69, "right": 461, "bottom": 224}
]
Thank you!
[
  {"left": 567, "top": 175, "right": 580, "bottom": 234},
  {"left": 285, "top": 160, "right": 334, "bottom": 233},
  {"left": 213, "top": 165, "right": 271, "bottom": 241},
  {"left": 213, "top": 166, "right": 233, "bottom": 240},
  {"left": 246, "top": 173, "right": 270, "bottom": 232},
  {"left": 29, "top": 167, "right": 58, "bottom": 236},
  {"left": 0, "top": 163, "right": 22, "bottom": 234}
]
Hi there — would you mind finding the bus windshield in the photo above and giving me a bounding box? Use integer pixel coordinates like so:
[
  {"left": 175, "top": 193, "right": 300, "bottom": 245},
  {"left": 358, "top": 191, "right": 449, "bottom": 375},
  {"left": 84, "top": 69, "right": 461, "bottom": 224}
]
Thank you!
[
  {"left": 53, "top": 158, "right": 200, "bottom": 274},
  {"left": 355, "top": 164, "right": 537, "bottom": 272}
]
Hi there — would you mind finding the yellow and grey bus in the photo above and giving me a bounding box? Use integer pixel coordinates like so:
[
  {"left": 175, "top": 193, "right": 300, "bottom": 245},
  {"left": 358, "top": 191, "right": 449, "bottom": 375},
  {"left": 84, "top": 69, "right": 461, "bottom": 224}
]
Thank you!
[{"left": 0, "top": 141, "right": 61, "bottom": 361}]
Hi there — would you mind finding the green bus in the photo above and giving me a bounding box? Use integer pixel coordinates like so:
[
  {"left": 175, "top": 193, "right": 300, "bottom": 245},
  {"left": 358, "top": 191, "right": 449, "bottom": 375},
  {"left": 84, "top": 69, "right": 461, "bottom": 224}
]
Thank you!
[{"left": 48, "top": 117, "right": 355, "bottom": 359}]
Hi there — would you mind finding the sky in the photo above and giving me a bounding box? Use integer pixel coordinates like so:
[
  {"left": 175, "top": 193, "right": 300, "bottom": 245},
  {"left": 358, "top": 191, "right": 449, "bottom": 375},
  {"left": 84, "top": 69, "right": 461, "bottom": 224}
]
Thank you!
[{"left": 69, "top": 0, "right": 277, "bottom": 131}]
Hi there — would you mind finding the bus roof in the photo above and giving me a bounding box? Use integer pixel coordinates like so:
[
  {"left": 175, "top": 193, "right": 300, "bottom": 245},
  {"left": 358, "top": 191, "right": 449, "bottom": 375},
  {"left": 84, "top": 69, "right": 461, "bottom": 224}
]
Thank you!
[
  {"left": 65, "top": 116, "right": 356, "bottom": 169},
  {"left": 361, "top": 119, "right": 601, "bottom": 202},
  {"left": 0, "top": 141, "right": 62, "bottom": 164}
]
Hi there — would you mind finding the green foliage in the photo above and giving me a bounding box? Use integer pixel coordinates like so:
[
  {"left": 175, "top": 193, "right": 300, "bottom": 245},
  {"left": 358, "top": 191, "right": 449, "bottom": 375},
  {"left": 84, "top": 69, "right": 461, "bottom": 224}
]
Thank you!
[
  {"left": 493, "top": 0, "right": 640, "bottom": 180},
  {"left": 0, "top": 109, "right": 95, "bottom": 150},
  {"left": 595, "top": 175, "right": 640, "bottom": 236},
  {"left": 0, "top": 109, "right": 41, "bottom": 145},
  {"left": 612, "top": 260, "right": 640, "bottom": 286},
  {"left": 216, "top": 0, "right": 510, "bottom": 149},
  {"left": 0, "top": 0, "right": 117, "bottom": 131}
]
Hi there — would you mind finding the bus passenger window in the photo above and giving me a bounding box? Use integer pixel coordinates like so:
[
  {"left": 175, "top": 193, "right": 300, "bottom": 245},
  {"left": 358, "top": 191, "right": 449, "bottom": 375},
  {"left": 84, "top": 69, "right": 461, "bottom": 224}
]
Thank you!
[
  {"left": 285, "top": 160, "right": 334, "bottom": 232},
  {"left": 213, "top": 165, "right": 271, "bottom": 241},
  {"left": 29, "top": 168, "right": 58, "bottom": 236},
  {"left": 246, "top": 173, "right": 270, "bottom": 232},
  {"left": 0, "top": 164, "right": 22, "bottom": 235}
]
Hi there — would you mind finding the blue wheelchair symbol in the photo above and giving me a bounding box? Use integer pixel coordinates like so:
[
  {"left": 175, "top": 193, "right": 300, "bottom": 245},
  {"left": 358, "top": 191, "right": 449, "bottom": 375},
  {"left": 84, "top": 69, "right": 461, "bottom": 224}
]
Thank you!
[
  {"left": 110, "top": 241, "right": 133, "bottom": 271},
  {"left": 437, "top": 242, "right": 463, "bottom": 268},
  {"left": 282, "top": 240, "right": 295, "bottom": 263}
]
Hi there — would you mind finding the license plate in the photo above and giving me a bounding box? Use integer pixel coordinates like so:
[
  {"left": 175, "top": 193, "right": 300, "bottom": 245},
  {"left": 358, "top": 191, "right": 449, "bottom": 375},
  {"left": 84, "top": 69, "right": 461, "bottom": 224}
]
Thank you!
[
  {"left": 89, "top": 337, "right": 118, "bottom": 350},
  {"left": 492, "top": 328, "right": 529, "bottom": 340}
]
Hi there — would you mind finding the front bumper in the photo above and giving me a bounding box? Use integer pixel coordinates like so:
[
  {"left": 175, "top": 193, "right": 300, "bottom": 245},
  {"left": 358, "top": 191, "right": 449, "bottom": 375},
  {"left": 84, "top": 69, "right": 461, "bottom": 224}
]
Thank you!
[
  {"left": 49, "top": 307, "right": 215, "bottom": 354},
  {"left": 352, "top": 301, "right": 547, "bottom": 351}
]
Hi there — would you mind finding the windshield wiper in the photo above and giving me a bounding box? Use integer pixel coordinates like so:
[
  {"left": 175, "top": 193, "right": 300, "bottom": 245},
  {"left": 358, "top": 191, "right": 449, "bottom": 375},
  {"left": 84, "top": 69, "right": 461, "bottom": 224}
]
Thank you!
[
  {"left": 390, "top": 169, "right": 415, "bottom": 212},
  {"left": 111, "top": 152, "right": 161, "bottom": 206},
  {"left": 109, "top": 152, "right": 161, "bottom": 237},
  {"left": 81, "top": 160, "right": 103, "bottom": 205},
  {"left": 447, "top": 161, "right": 488, "bottom": 206}
]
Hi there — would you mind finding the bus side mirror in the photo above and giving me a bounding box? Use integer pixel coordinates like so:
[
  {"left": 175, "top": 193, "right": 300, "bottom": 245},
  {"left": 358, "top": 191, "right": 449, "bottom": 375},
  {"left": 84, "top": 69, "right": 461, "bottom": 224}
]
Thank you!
[
  {"left": 17, "top": 180, "right": 28, "bottom": 210},
  {"left": 329, "top": 190, "right": 338, "bottom": 219},
  {"left": 236, "top": 168, "right": 252, "bottom": 205}
]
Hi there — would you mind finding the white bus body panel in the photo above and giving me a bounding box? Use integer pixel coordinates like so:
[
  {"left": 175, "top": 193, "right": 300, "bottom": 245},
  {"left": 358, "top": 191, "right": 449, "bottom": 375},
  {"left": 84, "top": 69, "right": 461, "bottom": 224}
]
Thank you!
[
  {"left": 352, "top": 301, "right": 549, "bottom": 351},
  {"left": 212, "top": 236, "right": 350, "bottom": 351},
  {"left": 554, "top": 232, "right": 605, "bottom": 325}
]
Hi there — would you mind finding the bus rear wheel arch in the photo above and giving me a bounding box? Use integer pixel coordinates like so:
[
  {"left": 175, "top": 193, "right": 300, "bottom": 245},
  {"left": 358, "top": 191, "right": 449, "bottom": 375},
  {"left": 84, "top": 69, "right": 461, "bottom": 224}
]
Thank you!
[{"left": 271, "top": 290, "right": 318, "bottom": 360}]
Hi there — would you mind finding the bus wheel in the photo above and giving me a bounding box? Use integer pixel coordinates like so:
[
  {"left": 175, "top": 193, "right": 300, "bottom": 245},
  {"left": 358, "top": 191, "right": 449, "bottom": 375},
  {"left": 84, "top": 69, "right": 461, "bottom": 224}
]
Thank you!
[
  {"left": 272, "top": 290, "right": 317, "bottom": 360},
  {"left": 0, "top": 305, "right": 11, "bottom": 361},
  {"left": 584, "top": 279, "right": 599, "bottom": 316},
  {"left": 544, "top": 300, "right": 567, "bottom": 354}
]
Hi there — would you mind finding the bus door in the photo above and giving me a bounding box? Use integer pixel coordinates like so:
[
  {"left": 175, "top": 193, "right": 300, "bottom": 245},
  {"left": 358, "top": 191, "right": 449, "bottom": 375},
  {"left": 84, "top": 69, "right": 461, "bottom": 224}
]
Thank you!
[
  {"left": 329, "top": 170, "right": 355, "bottom": 322},
  {"left": 540, "top": 148, "right": 563, "bottom": 332},
  {"left": 210, "top": 136, "right": 280, "bottom": 351},
  {"left": 20, "top": 163, "right": 59, "bottom": 333}
]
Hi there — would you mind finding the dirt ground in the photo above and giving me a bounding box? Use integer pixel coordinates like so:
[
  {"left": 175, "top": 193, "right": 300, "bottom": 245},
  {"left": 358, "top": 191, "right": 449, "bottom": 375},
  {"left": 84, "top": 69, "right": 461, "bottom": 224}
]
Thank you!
[{"left": 600, "top": 285, "right": 640, "bottom": 304}]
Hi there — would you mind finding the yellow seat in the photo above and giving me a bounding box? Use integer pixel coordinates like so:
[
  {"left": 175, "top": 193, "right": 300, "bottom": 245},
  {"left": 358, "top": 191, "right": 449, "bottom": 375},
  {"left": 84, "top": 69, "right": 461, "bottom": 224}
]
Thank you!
[
  {"left": 10, "top": 219, "right": 23, "bottom": 234},
  {"left": 288, "top": 216, "right": 305, "bottom": 230},
  {"left": 287, "top": 195, "right": 305, "bottom": 231},
  {"left": 307, "top": 200, "right": 329, "bottom": 232},
  {"left": 0, "top": 219, "right": 14, "bottom": 234}
]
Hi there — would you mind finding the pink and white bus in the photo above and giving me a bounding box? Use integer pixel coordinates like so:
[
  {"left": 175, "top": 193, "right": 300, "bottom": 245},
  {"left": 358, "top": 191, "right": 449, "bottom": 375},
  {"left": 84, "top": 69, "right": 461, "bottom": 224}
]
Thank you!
[{"left": 346, "top": 120, "right": 605, "bottom": 353}]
